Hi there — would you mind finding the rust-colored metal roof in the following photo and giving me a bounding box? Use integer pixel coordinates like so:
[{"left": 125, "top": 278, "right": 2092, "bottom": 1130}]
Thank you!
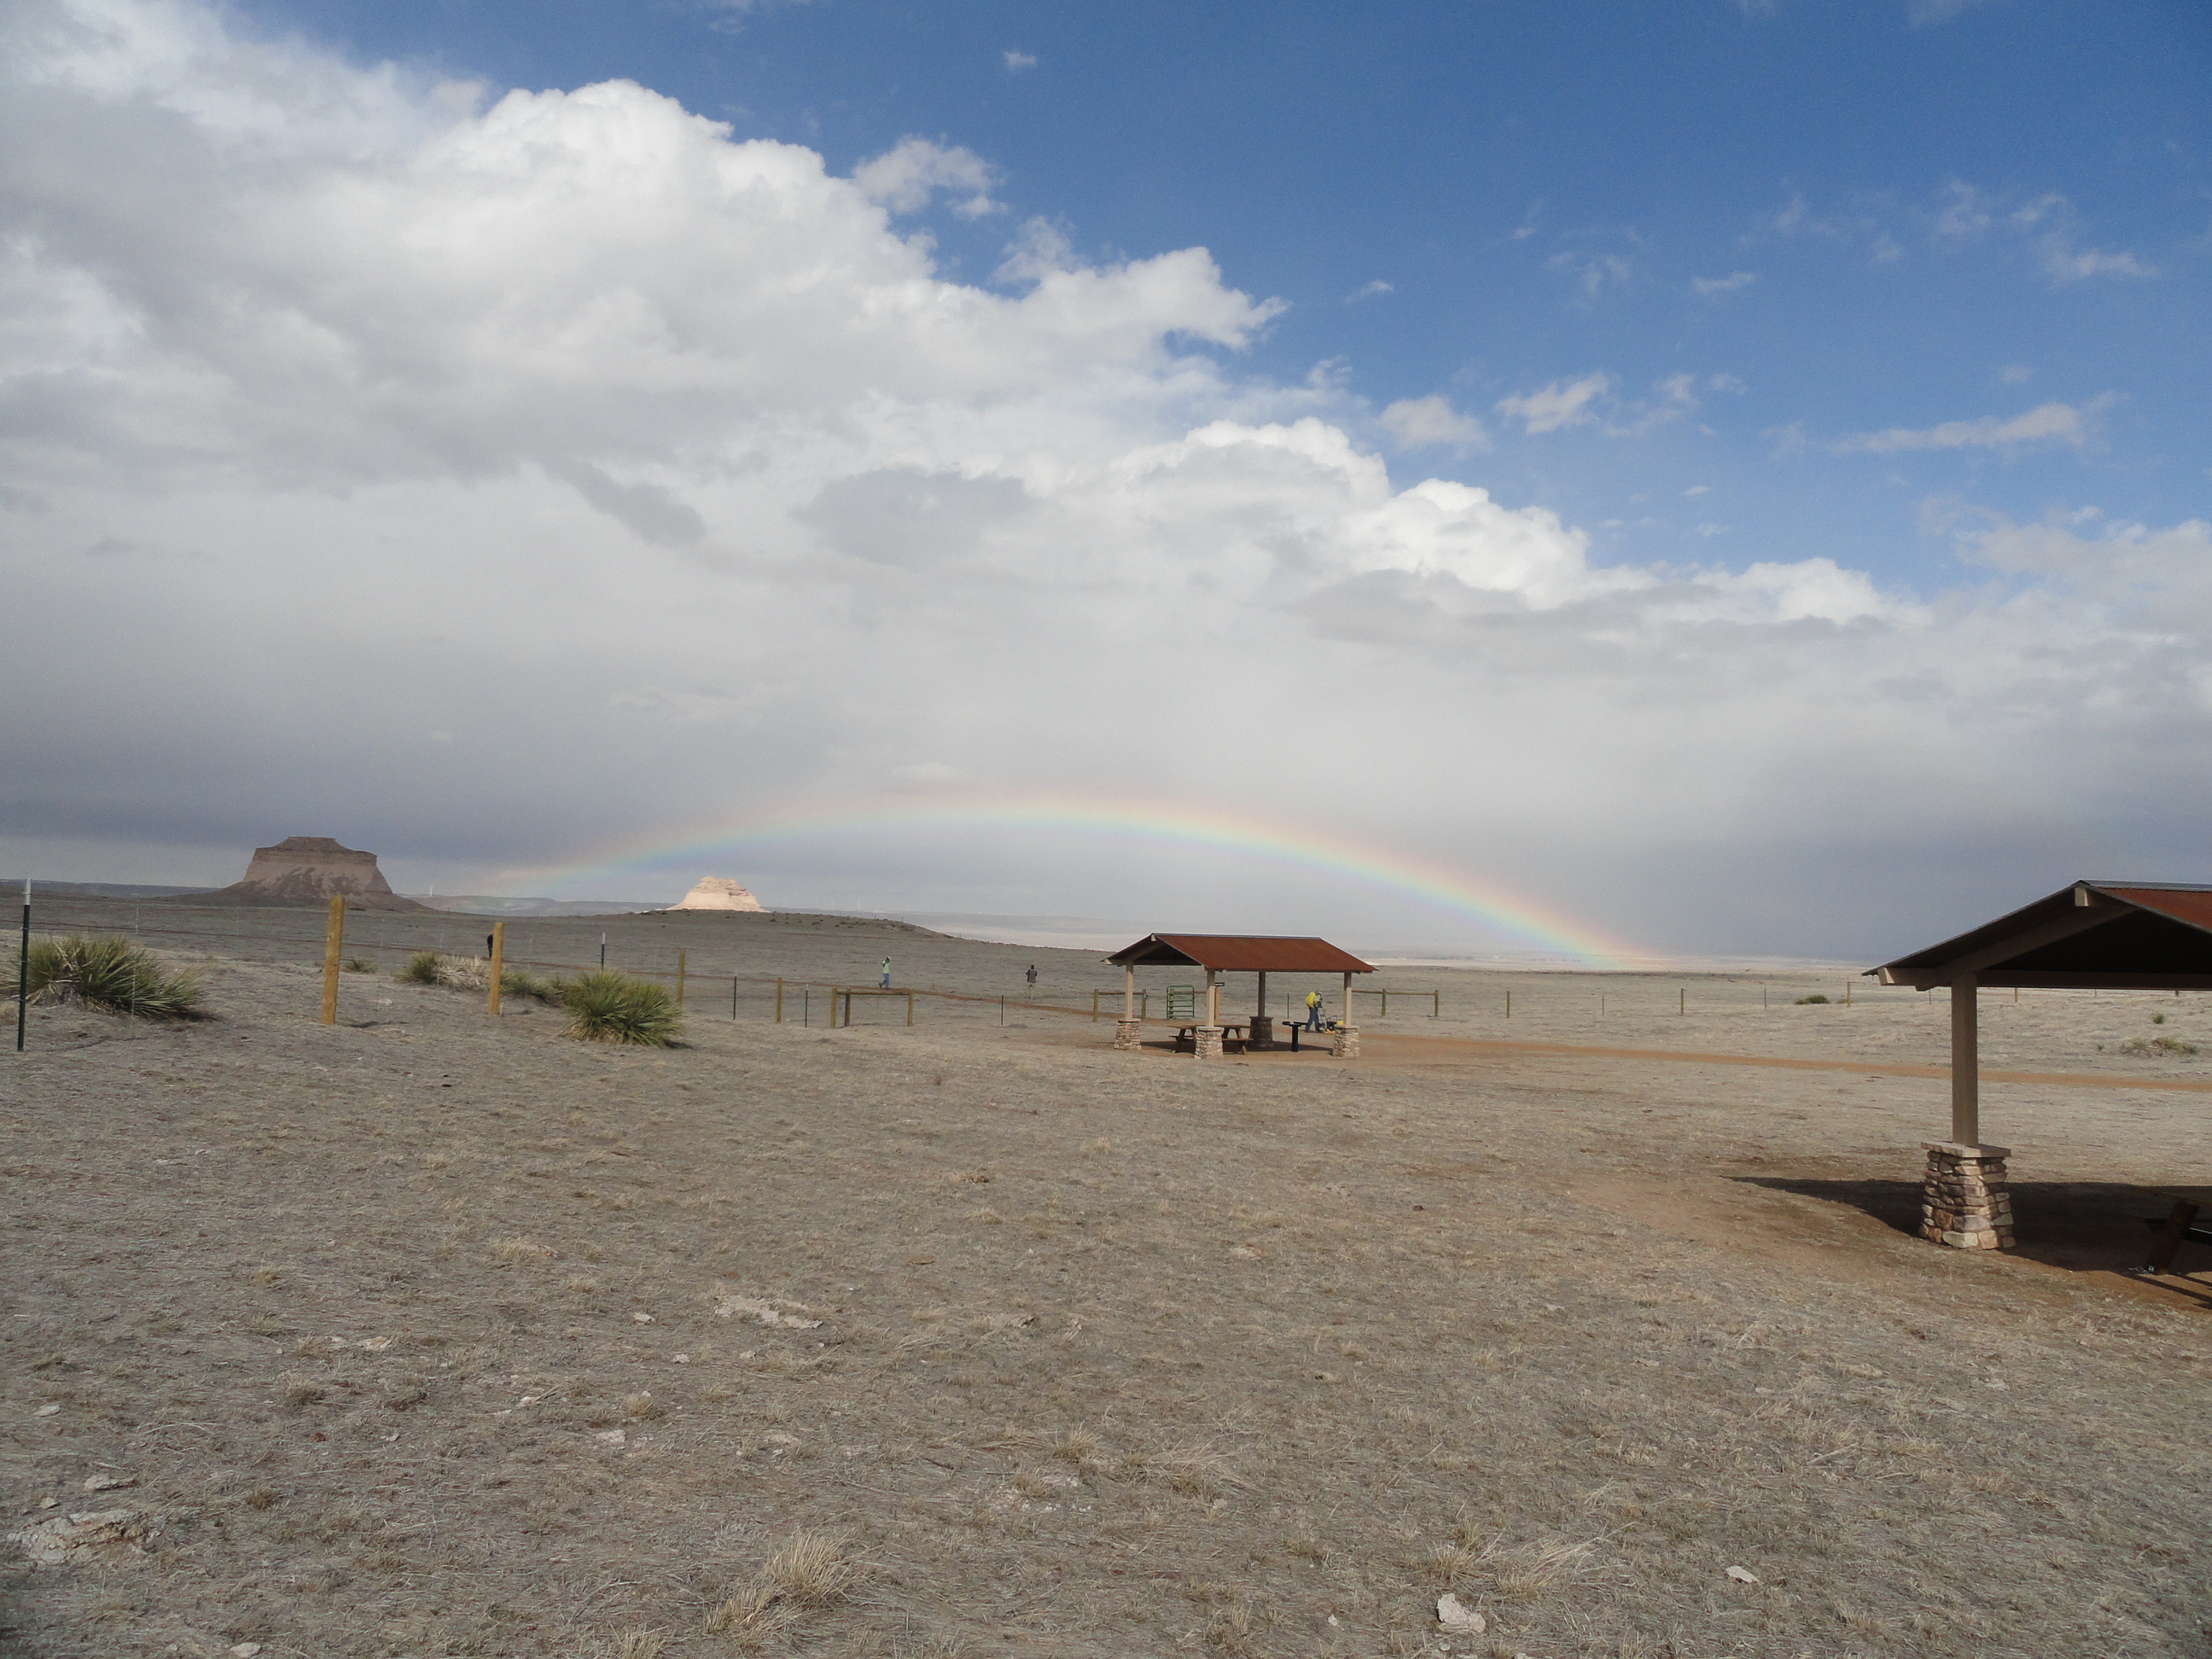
[
  {"left": 2098, "top": 885, "right": 2212, "bottom": 934},
  {"left": 1104, "top": 934, "right": 1374, "bottom": 973},
  {"left": 1871, "top": 881, "right": 2212, "bottom": 990}
]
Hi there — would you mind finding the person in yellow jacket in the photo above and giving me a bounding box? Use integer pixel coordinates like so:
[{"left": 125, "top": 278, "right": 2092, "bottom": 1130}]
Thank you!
[{"left": 1303, "top": 988, "right": 1324, "bottom": 1031}]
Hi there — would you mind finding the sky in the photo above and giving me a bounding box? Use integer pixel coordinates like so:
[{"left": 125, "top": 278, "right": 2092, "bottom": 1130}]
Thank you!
[{"left": 2, "top": 0, "right": 2208, "bottom": 958}]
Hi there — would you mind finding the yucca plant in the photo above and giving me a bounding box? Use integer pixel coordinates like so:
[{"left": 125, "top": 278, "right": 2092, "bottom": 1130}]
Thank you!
[
  {"left": 1, "top": 934, "right": 204, "bottom": 1019},
  {"left": 559, "top": 969, "right": 681, "bottom": 1046}
]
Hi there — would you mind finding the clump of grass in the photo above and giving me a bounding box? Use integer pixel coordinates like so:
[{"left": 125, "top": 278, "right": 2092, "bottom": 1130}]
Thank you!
[
  {"left": 342, "top": 956, "right": 376, "bottom": 974},
  {"left": 0, "top": 934, "right": 204, "bottom": 1018},
  {"left": 397, "top": 951, "right": 444, "bottom": 985},
  {"left": 707, "top": 1528, "right": 866, "bottom": 1650},
  {"left": 2120, "top": 1035, "right": 2199, "bottom": 1057},
  {"left": 1796, "top": 993, "right": 1830, "bottom": 1005},
  {"left": 1133, "top": 1441, "right": 1239, "bottom": 1498},
  {"left": 561, "top": 970, "right": 681, "bottom": 1046},
  {"left": 500, "top": 968, "right": 568, "bottom": 1004},
  {"left": 395, "top": 952, "right": 567, "bottom": 1003},
  {"left": 1489, "top": 1535, "right": 1600, "bottom": 1598}
]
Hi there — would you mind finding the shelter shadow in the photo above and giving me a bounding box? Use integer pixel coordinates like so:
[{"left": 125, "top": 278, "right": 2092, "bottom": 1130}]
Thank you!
[{"left": 1732, "top": 1175, "right": 2212, "bottom": 1306}]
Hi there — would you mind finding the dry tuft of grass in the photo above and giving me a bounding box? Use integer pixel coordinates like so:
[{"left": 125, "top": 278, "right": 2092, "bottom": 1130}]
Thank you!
[
  {"left": 608, "top": 1632, "right": 666, "bottom": 1659},
  {"left": 1134, "top": 1442, "right": 1239, "bottom": 1498},
  {"left": 491, "top": 1236, "right": 554, "bottom": 1263},
  {"left": 1049, "top": 1426, "right": 1101, "bottom": 1471},
  {"left": 1488, "top": 1536, "right": 1600, "bottom": 1598},
  {"left": 707, "top": 1527, "right": 867, "bottom": 1650},
  {"left": 1409, "top": 1541, "right": 1486, "bottom": 1585}
]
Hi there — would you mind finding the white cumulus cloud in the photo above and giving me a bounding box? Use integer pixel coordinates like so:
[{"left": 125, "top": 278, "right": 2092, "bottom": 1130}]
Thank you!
[
  {"left": 1377, "top": 395, "right": 1487, "bottom": 451},
  {"left": 853, "top": 136, "right": 1003, "bottom": 217}
]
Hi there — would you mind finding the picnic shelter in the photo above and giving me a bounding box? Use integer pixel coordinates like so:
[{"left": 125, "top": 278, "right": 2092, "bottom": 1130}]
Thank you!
[
  {"left": 1103, "top": 934, "right": 1374, "bottom": 1058},
  {"left": 1871, "top": 878, "right": 2212, "bottom": 1266}
]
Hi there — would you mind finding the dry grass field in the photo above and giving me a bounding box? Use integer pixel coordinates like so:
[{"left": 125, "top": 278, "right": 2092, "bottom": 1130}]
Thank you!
[{"left": 3, "top": 901, "right": 2209, "bottom": 1658}]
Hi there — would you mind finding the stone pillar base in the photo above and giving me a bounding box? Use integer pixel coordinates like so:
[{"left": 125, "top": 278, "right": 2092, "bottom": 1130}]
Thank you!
[
  {"left": 1193, "top": 1025, "right": 1224, "bottom": 1060},
  {"left": 1113, "top": 1018, "right": 1142, "bottom": 1051},
  {"left": 1331, "top": 1024, "right": 1360, "bottom": 1059},
  {"left": 1247, "top": 1015, "right": 1274, "bottom": 1050},
  {"left": 1921, "top": 1141, "right": 2014, "bottom": 1249}
]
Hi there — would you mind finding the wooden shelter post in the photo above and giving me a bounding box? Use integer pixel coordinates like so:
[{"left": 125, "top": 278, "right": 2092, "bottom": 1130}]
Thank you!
[
  {"left": 1123, "top": 965, "right": 1134, "bottom": 1021},
  {"left": 1949, "top": 973, "right": 1978, "bottom": 1146},
  {"left": 1255, "top": 970, "right": 1267, "bottom": 1016}
]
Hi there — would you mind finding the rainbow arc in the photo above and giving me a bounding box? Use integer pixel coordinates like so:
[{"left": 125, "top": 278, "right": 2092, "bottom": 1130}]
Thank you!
[{"left": 520, "top": 793, "right": 1647, "bottom": 966}]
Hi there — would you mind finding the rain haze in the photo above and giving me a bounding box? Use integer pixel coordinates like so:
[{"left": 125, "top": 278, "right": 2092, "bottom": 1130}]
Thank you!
[{"left": 3, "top": 0, "right": 2209, "bottom": 959}]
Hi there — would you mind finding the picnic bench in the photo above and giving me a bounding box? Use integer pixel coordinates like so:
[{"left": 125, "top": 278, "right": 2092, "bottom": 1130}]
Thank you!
[
  {"left": 1170, "top": 1020, "right": 1341, "bottom": 1053},
  {"left": 2138, "top": 1193, "right": 2212, "bottom": 1277},
  {"left": 1173, "top": 1022, "right": 1248, "bottom": 1052}
]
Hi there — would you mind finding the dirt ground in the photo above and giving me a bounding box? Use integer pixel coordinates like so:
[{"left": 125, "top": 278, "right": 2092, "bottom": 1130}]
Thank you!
[{"left": 3, "top": 901, "right": 2209, "bottom": 1658}]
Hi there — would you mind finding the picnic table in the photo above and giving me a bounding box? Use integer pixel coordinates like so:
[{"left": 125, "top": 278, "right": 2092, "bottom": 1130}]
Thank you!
[
  {"left": 2139, "top": 1192, "right": 2212, "bottom": 1277},
  {"left": 1173, "top": 1022, "right": 1248, "bottom": 1052},
  {"left": 1170, "top": 1021, "right": 1341, "bottom": 1053}
]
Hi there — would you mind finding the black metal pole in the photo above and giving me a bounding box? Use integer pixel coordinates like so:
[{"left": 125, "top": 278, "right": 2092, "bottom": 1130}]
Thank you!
[{"left": 16, "top": 881, "right": 30, "bottom": 1052}]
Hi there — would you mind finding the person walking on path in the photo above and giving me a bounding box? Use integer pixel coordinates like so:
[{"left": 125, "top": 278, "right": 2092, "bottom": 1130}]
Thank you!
[
  {"left": 1025, "top": 964, "right": 1039, "bottom": 994},
  {"left": 879, "top": 958, "right": 892, "bottom": 989},
  {"left": 1303, "top": 988, "right": 1324, "bottom": 1031}
]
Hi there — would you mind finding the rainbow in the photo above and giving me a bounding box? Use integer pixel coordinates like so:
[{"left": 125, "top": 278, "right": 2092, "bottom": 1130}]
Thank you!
[{"left": 512, "top": 794, "right": 1649, "bottom": 965}]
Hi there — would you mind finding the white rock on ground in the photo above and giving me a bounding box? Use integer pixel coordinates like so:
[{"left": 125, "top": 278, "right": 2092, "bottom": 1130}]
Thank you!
[
  {"left": 1435, "top": 1593, "right": 1486, "bottom": 1634},
  {"left": 9, "top": 1509, "right": 154, "bottom": 1566}
]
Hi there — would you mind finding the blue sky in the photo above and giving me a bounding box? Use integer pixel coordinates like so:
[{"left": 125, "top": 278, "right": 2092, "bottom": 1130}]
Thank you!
[
  {"left": 233, "top": 0, "right": 2209, "bottom": 585},
  {"left": 3, "top": 0, "right": 2209, "bottom": 955}
]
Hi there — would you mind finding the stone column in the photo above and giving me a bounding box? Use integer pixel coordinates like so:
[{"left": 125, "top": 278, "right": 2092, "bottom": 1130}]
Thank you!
[
  {"left": 1920, "top": 1142, "right": 2013, "bottom": 1249},
  {"left": 1194, "top": 1026, "right": 1224, "bottom": 1060},
  {"left": 1247, "top": 1014, "right": 1274, "bottom": 1050},
  {"left": 1330, "top": 1024, "right": 1360, "bottom": 1059},
  {"left": 1113, "top": 1018, "right": 1143, "bottom": 1051}
]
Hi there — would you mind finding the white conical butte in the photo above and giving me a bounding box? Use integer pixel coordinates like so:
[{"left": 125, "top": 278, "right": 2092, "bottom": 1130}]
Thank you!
[{"left": 667, "top": 876, "right": 765, "bottom": 912}]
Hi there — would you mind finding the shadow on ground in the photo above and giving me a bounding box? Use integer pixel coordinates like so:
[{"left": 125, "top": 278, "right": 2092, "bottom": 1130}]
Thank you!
[{"left": 1737, "top": 1176, "right": 2212, "bottom": 1308}]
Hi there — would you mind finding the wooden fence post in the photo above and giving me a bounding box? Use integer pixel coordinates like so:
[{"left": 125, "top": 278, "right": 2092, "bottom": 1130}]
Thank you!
[
  {"left": 676, "top": 948, "right": 686, "bottom": 1008},
  {"left": 319, "top": 895, "right": 344, "bottom": 1026},
  {"left": 487, "top": 922, "right": 504, "bottom": 1016},
  {"left": 906, "top": 990, "right": 914, "bottom": 1027},
  {"left": 775, "top": 978, "right": 783, "bottom": 1022}
]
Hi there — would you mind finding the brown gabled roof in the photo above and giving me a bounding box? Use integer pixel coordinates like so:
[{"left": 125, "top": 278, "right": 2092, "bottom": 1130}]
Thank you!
[
  {"left": 1871, "top": 880, "right": 2212, "bottom": 990},
  {"left": 1104, "top": 934, "right": 1374, "bottom": 973}
]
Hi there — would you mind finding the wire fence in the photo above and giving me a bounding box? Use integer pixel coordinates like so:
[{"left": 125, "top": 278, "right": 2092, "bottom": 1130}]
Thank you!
[{"left": 13, "top": 893, "right": 1989, "bottom": 1053}]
